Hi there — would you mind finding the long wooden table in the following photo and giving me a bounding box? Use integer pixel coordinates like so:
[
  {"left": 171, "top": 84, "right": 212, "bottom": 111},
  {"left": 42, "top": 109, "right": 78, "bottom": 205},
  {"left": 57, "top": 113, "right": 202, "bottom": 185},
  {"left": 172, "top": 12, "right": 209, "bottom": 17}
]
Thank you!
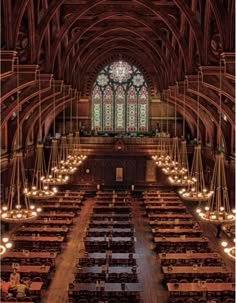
[
  {"left": 12, "top": 235, "right": 65, "bottom": 251},
  {"left": 74, "top": 265, "right": 134, "bottom": 274},
  {"left": 95, "top": 201, "right": 131, "bottom": 206},
  {"left": 88, "top": 228, "right": 133, "bottom": 233},
  {"left": 86, "top": 252, "right": 138, "bottom": 259},
  {"left": 1, "top": 265, "right": 51, "bottom": 274},
  {"left": 17, "top": 226, "right": 69, "bottom": 233},
  {"left": 12, "top": 235, "right": 65, "bottom": 242},
  {"left": 69, "top": 282, "right": 142, "bottom": 294},
  {"left": 154, "top": 236, "right": 209, "bottom": 252},
  {"left": 91, "top": 214, "right": 131, "bottom": 221},
  {"left": 146, "top": 205, "right": 186, "bottom": 211},
  {"left": 148, "top": 213, "right": 192, "bottom": 219},
  {"left": 85, "top": 237, "right": 133, "bottom": 242},
  {"left": 167, "top": 282, "right": 235, "bottom": 298},
  {"left": 144, "top": 200, "right": 181, "bottom": 205},
  {"left": 41, "top": 204, "right": 81, "bottom": 211},
  {"left": 46, "top": 199, "right": 82, "bottom": 204},
  {"left": 163, "top": 265, "right": 233, "bottom": 280},
  {"left": 159, "top": 252, "right": 222, "bottom": 262},
  {"left": 93, "top": 205, "right": 131, "bottom": 211},
  {"left": 154, "top": 236, "right": 208, "bottom": 243},
  {"left": 27, "top": 219, "right": 73, "bottom": 225},
  {"left": 89, "top": 221, "right": 133, "bottom": 228},
  {"left": 151, "top": 227, "right": 202, "bottom": 235},
  {"left": 143, "top": 197, "right": 180, "bottom": 201},
  {"left": 40, "top": 212, "right": 75, "bottom": 218},
  {"left": 2, "top": 251, "right": 57, "bottom": 261},
  {"left": 149, "top": 220, "right": 194, "bottom": 226}
]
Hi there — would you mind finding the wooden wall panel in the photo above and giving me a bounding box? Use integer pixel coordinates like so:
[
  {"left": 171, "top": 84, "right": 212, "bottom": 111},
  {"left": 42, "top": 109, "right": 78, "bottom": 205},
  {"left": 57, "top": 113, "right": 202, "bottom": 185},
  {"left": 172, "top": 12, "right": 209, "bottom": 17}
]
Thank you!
[{"left": 72, "top": 155, "right": 147, "bottom": 185}]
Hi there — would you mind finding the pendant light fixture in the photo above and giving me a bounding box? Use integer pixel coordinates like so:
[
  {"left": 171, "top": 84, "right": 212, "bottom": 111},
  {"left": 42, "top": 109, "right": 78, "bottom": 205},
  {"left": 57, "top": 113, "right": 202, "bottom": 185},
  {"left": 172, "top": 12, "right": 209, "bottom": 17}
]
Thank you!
[
  {"left": 0, "top": 237, "right": 13, "bottom": 255},
  {"left": 66, "top": 90, "right": 82, "bottom": 166},
  {"left": 1, "top": 58, "right": 42, "bottom": 222},
  {"left": 152, "top": 92, "right": 164, "bottom": 161},
  {"left": 169, "top": 80, "right": 194, "bottom": 186},
  {"left": 196, "top": 60, "right": 235, "bottom": 222},
  {"left": 221, "top": 239, "right": 236, "bottom": 260},
  {"left": 74, "top": 91, "right": 87, "bottom": 162},
  {"left": 41, "top": 83, "right": 69, "bottom": 185},
  {"left": 156, "top": 90, "right": 171, "bottom": 167},
  {"left": 162, "top": 84, "right": 179, "bottom": 175},
  {"left": 54, "top": 88, "right": 77, "bottom": 175},
  {"left": 25, "top": 70, "right": 57, "bottom": 198},
  {"left": 179, "top": 72, "right": 212, "bottom": 201}
]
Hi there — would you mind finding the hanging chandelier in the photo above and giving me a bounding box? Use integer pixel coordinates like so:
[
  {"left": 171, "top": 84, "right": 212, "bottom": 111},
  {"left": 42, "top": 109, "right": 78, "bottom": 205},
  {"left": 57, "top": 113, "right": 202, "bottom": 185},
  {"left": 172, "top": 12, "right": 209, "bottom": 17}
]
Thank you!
[
  {"left": 25, "top": 71, "right": 56, "bottom": 199},
  {"left": 41, "top": 83, "right": 69, "bottom": 185},
  {"left": 196, "top": 150, "right": 235, "bottom": 223},
  {"left": 41, "top": 139, "right": 69, "bottom": 185},
  {"left": 162, "top": 136, "right": 179, "bottom": 174},
  {"left": 179, "top": 72, "right": 212, "bottom": 202},
  {"left": 74, "top": 91, "right": 87, "bottom": 162},
  {"left": 162, "top": 85, "right": 179, "bottom": 174},
  {"left": 169, "top": 139, "right": 194, "bottom": 186},
  {"left": 1, "top": 150, "right": 42, "bottom": 222},
  {"left": 196, "top": 60, "right": 235, "bottom": 220},
  {"left": 54, "top": 88, "right": 77, "bottom": 175},
  {"left": 1, "top": 58, "right": 42, "bottom": 222},
  {"left": 168, "top": 82, "right": 194, "bottom": 186},
  {"left": 66, "top": 91, "right": 84, "bottom": 166},
  {"left": 54, "top": 135, "right": 77, "bottom": 175},
  {"left": 0, "top": 237, "right": 13, "bottom": 255},
  {"left": 152, "top": 99, "right": 163, "bottom": 162},
  {"left": 25, "top": 144, "right": 57, "bottom": 198},
  {"left": 155, "top": 91, "right": 171, "bottom": 167},
  {"left": 221, "top": 239, "right": 236, "bottom": 260}
]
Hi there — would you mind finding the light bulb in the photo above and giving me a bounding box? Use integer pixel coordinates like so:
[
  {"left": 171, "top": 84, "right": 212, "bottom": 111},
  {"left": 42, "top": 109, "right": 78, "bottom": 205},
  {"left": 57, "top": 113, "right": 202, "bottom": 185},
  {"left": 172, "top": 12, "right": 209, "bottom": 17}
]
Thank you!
[
  {"left": 5, "top": 242, "right": 12, "bottom": 249},
  {"left": 221, "top": 241, "right": 228, "bottom": 247},
  {"left": 2, "top": 237, "right": 8, "bottom": 243}
]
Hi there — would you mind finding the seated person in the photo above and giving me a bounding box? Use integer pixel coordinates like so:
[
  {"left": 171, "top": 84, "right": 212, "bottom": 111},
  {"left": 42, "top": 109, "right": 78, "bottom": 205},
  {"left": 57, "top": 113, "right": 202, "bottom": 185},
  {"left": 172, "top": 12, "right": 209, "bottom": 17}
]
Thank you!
[
  {"left": 9, "top": 268, "right": 20, "bottom": 288},
  {"left": 0, "top": 278, "right": 11, "bottom": 300},
  {"left": 16, "top": 280, "right": 29, "bottom": 300}
]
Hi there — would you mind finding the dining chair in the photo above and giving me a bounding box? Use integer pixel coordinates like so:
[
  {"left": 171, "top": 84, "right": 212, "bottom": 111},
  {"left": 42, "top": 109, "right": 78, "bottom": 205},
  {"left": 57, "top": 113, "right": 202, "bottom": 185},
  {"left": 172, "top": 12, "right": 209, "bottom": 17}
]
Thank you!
[
  {"left": 208, "top": 299, "right": 221, "bottom": 303},
  {"left": 223, "top": 299, "right": 235, "bottom": 303},
  {"left": 22, "top": 297, "right": 33, "bottom": 302},
  {"left": 32, "top": 276, "right": 43, "bottom": 282}
]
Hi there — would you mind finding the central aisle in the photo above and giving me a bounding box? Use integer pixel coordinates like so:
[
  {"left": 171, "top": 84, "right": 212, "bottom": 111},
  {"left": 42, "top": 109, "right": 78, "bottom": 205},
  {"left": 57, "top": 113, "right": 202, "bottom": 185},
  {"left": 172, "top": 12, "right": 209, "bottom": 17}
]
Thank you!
[
  {"left": 44, "top": 198, "right": 95, "bottom": 303},
  {"left": 131, "top": 198, "right": 168, "bottom": 303}
]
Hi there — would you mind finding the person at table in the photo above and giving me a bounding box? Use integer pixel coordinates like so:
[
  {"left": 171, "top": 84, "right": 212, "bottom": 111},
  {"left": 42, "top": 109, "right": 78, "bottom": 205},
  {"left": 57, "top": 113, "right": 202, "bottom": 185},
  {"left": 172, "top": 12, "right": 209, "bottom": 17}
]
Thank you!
[
  {"left": 0, "top": 277, "right": 11, "bottom": 300},
  {"left": 16, "top": 280, "right": 29, "bottom": 300},
  {"left": 193, "top": 222, "right": 200, "bottom": 229},
  {"left": 9, "top": 268, "right": 20, "bottom": 288}
]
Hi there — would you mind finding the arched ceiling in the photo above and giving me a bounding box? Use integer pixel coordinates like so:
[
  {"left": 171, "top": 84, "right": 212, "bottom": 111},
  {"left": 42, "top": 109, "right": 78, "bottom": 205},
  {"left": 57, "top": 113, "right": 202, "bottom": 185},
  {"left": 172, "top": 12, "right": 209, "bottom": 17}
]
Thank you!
[
  {"left": 2, "top": 0, "right": 234, "bottom": 95},
  {"left": 1, "top": 0, "right": 235, "bottom": 155}
]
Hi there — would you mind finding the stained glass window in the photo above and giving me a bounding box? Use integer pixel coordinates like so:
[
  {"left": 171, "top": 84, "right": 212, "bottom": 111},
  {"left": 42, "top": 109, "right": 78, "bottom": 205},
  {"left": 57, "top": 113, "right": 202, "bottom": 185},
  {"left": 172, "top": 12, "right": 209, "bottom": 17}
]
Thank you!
[{"left": 91, "top": 60, "right": 148, "bottom": 133}]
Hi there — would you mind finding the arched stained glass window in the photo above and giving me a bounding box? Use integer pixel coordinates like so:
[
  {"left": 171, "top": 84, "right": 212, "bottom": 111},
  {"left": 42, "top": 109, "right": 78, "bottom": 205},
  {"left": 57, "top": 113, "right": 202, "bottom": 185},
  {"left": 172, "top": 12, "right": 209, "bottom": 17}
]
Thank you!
[
  {"left": 91, "top": 61, "right": 149, "bottom": 133},
  {"left": 127, "top": 86, "right": 137, "bottom": 131},
  {"left": 92, "top": 85, "right": 102, "bottom": 130},
  {"left": 103, "top": 86, "right": 113, "bottom": 131}
]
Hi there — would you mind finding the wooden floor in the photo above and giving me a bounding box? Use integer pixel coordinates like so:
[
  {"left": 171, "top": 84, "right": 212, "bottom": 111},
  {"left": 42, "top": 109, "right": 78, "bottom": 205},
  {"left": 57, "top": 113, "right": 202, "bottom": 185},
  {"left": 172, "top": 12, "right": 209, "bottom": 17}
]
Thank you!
[
  {"left": 41, "top": 195, "right": 235, "bottom": 303},
  {"left": 43, "top": 198, "right": 95, "bottom": 303}
]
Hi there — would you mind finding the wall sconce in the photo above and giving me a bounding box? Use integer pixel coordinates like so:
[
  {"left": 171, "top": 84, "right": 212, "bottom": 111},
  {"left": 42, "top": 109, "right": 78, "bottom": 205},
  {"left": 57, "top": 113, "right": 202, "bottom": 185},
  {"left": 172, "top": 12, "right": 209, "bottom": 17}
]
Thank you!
[
  {"left": 131, "top": 184, "right": 135, "bottom": 191},
  {"left": 97, "top": 184, "right": 100, "bottom": 190},
  {"left": 85, "top": 168, "right": 90, "bottom": 174}
]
